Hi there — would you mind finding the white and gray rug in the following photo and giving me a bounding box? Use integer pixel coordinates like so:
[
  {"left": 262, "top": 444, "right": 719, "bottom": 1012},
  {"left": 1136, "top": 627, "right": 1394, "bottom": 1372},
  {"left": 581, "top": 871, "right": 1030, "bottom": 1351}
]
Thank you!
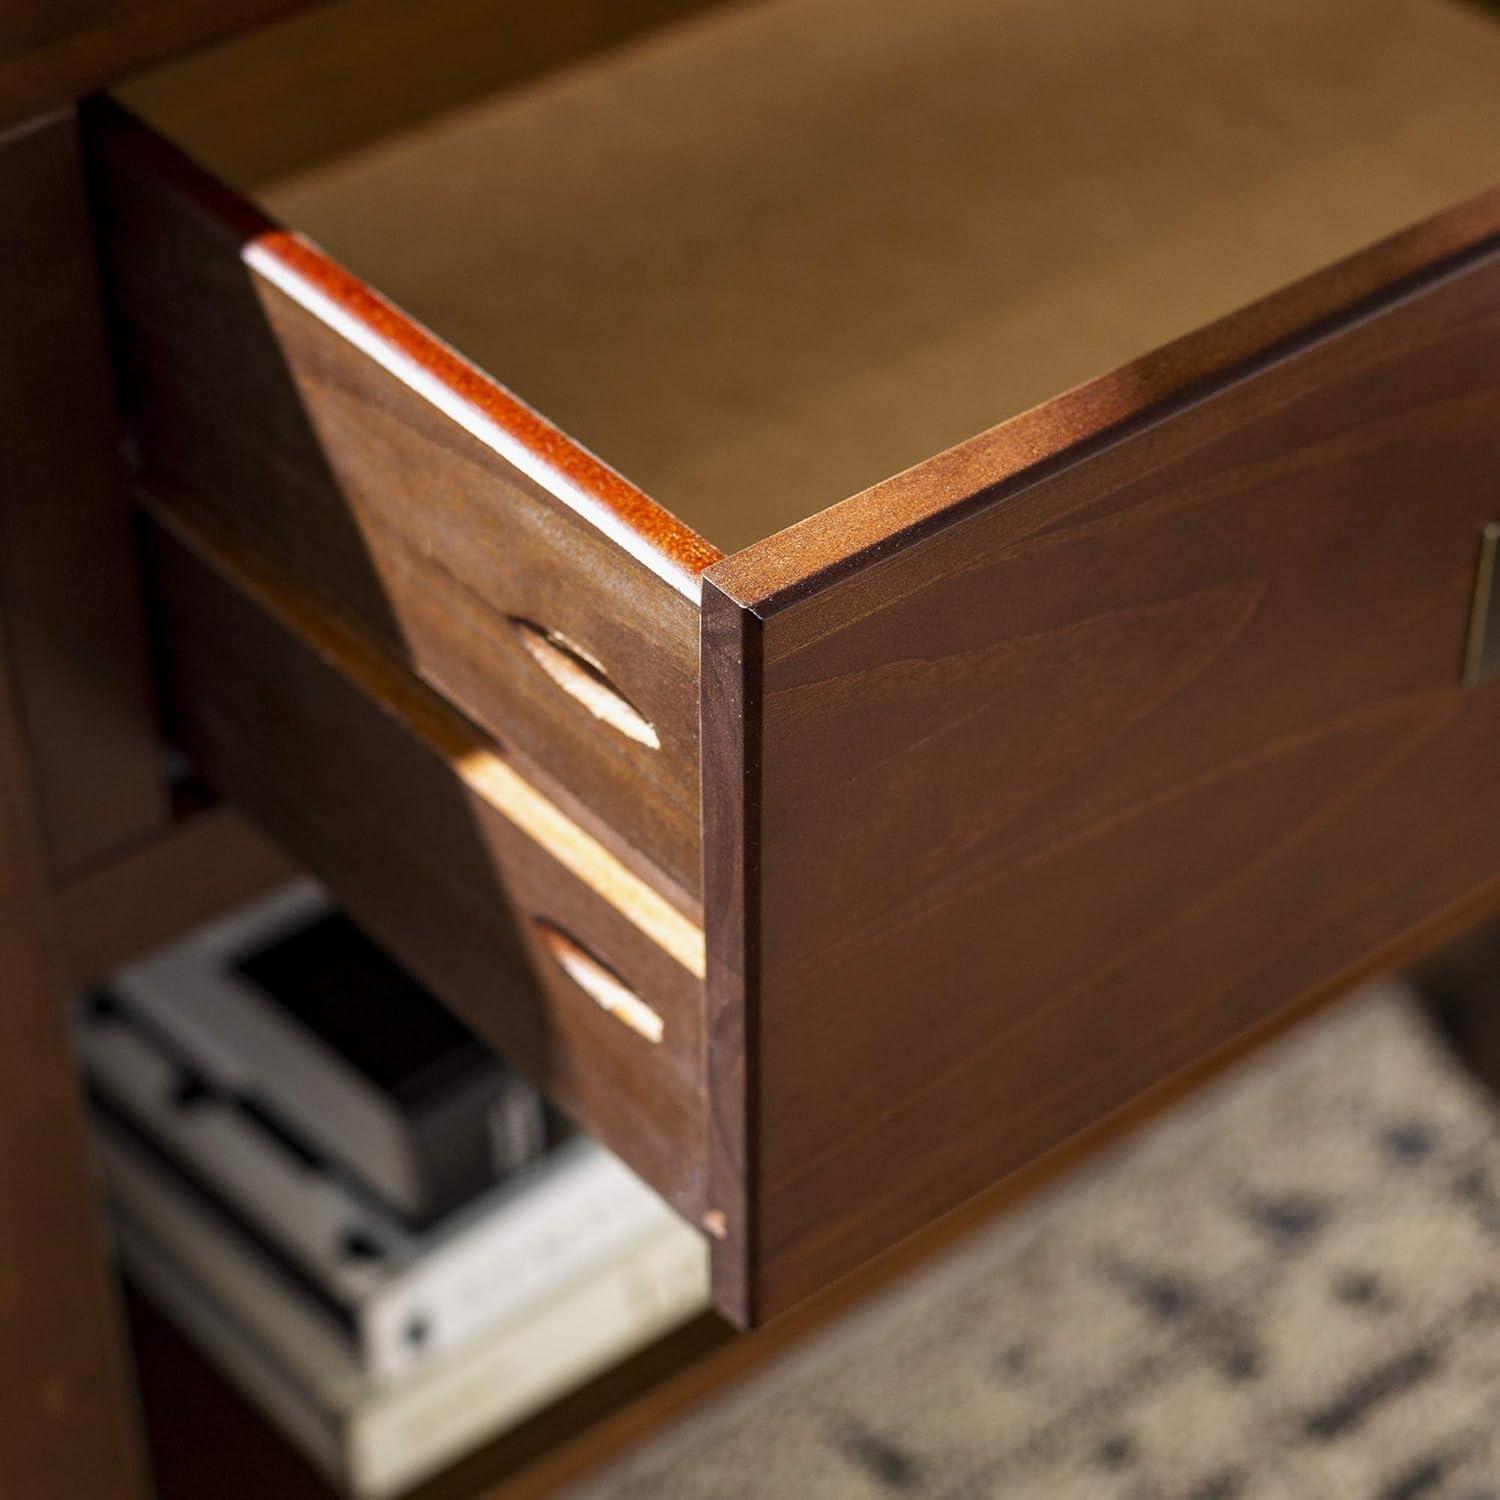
[{"left": 573, "top": 984, "right": 1500, "bottom": 1498}]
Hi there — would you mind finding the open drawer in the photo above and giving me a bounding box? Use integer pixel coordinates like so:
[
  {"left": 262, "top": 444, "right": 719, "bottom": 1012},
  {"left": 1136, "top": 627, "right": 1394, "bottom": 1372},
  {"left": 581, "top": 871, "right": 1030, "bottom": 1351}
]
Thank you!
[{"left": 89, "top": 0, "right": 1500, "bottom": 1325}]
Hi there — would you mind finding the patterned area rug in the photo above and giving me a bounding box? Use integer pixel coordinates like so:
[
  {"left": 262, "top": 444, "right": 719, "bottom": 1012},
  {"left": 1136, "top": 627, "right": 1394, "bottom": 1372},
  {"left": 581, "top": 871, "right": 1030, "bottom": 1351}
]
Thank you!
[{"left": 572, "top": 985, "right": 1500, "bottom": 1498}]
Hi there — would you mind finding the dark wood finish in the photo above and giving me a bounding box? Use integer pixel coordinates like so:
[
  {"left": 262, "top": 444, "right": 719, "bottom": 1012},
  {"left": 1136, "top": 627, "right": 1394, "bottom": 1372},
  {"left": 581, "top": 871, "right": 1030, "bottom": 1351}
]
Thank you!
[
  {"left": 56, "top": 803, "right": 298, "bottom": 988},
  {"left": 704, "top": 213, "right": 1500, "bottom": 1320},
  {"left": 0, "top": 109, "right": 167, "bottom": 881},
  {"left": 0, "top": 0, "right": 326, "bottom": 125},
  {"left": 0, "top": 549, "right": 145, "bottom": 1497},
  {"left": 699, "top": 585, "right": 757, "bottom": 1321},
  {"left": 85, "top": 102, "right": 716, "bottom": 900},
  {"left": 508, "top": 886, "right": 1500, "bottom": 1496},
  {"left": 140, "top": 493, "right": 708, "bottom": 1219}
]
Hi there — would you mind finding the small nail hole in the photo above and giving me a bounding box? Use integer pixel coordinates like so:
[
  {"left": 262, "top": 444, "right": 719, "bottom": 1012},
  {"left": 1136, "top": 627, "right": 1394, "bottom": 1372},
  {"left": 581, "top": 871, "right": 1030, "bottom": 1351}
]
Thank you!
[{"left": 511, "top": 619, "right": 660, "bottom": 750}]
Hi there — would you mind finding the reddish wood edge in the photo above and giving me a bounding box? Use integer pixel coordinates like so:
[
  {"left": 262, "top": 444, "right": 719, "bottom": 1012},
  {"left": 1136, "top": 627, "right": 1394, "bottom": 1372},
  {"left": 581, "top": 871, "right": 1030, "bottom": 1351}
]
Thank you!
[
  {"left": 709, "top": 181, "right": 1500, "bottom": 613},
  {"left": 87, "top": 99, "right": 723, "bottom": 598}
]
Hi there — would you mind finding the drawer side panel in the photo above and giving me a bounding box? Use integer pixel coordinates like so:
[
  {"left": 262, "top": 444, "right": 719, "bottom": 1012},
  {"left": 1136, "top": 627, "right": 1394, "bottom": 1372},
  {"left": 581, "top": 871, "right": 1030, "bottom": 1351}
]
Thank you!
[
  {"left": 85, "top": 101, "right": 711, "bottom": 901},
  {"left": 143, "top": 511, "right": 707, "bottom": 1219},
  {"left": 706, "top": 224, "right": 1500, "bottom": 1319}
]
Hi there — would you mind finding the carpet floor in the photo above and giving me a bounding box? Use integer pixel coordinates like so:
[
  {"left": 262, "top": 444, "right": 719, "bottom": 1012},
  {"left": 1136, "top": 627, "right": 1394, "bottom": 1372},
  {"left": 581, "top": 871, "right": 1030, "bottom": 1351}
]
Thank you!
[{"left": 572, "top": 983, "right": 1500, "bottom": 1498}]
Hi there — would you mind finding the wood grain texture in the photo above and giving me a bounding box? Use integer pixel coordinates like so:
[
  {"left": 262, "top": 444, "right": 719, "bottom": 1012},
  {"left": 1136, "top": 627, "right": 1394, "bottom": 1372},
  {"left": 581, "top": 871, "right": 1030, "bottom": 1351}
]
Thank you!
[
  {"left": 141, "top": 503, "right": 707, "bottom": 1218},
  {"left": 0, "top": 109, "right": 167, "bottom": 880},
  {"left": 504, "top": 879, "right": 1500, "bottom": 1492},
  {"left": 0, "top": 557, "right": 145, "bottom": 1496},
  {"left": 699, "top": 584, "right": 758, "bottom": 1324},
  {"left": 0, "top": 0, "right": 324, "bottom": 124},
  {"left": 85, "top": 102, "right": 715, "bottom": 899},
  {"left": 705, "top": 223, "right": 1500, "bottom": 1319},
  {"left": 143, "top": 479, "right": 705, "bottom": 973}
]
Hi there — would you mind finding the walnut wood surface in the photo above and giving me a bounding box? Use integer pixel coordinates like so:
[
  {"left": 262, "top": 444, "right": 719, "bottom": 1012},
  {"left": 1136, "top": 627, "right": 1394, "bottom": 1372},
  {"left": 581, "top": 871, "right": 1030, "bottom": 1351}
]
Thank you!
[
  {"left": 0, "top": 110, "right": 167, "bottom": 879},
  {"left": 141, "top": 503, "right": 707, "bottom": 1218},
  {"left": 80, "top": 0, "right": 1500, "bottom": 1334},
  {"left": 507, "top": 881, "right": 1500, "bottom": 1493},
  {"left": 85, "top": 102, "right": 713, "bottom": 901},
  {"left": 705, "top": 219, "right": 1500, "bottom": 1320},
  {"left": 0, "top": 497, "right": 145, "bottom": 1497}
]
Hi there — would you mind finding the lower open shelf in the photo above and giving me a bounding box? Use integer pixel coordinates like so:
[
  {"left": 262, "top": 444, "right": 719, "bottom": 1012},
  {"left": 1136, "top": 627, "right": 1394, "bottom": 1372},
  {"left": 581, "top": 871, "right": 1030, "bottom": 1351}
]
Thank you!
[{"left": 124, "top": 1284, "right": 732, "bottom": 1500}]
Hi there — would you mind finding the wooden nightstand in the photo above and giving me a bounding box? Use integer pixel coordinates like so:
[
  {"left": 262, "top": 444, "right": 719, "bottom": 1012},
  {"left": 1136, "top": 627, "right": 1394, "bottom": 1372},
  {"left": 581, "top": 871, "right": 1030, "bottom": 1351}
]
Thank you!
[{"left": 3, "top": 0, "right": 1499, "bottom": 1493}]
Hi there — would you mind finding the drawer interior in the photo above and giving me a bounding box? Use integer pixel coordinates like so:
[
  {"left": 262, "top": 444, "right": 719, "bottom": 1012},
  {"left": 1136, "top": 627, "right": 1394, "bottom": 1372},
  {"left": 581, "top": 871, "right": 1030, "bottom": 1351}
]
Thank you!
[{"left": 121, "top": 0, "right": 1500, "bottom": 553}]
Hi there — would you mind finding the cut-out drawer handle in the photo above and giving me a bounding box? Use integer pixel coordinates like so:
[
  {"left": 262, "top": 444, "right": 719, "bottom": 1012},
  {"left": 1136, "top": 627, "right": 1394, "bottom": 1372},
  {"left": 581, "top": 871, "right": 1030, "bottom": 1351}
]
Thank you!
[
  {"left": 535, "top": 920, "right": 664, "bottom": 1044},
  {"left": 511, "top": 619, "right": 660, "bottom": 749}
]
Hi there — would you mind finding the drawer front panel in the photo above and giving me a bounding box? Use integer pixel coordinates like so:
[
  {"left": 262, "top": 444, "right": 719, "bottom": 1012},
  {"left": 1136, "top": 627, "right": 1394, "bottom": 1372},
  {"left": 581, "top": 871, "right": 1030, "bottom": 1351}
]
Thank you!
[
  {"left": 143, "top": 504, "right": 706, "bottom": 1219},
  {"left": 86, "top": 103, "right": 715, "bottom": 902},
  {"left": 705, "top": 223, "right": 1500, "bottom": 1320}
]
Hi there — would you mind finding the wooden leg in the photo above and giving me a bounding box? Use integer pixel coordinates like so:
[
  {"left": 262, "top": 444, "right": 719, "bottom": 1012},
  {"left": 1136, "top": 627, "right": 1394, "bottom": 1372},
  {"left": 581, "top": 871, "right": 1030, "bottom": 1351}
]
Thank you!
[
  {"left": 0, "top": 108, "right": 149, "bottom": 1499},
  {"left": 0, "top": 108, "right": 168, "bottom": 883},
  {"left": 0, "top": 619, "right": 146, "bottom": 1496}
]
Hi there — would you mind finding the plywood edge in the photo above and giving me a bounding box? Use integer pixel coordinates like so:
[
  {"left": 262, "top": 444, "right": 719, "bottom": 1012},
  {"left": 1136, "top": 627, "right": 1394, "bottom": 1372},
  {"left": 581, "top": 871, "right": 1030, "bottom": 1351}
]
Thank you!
[
  {"left": 709, "top": 180, "right": 1500, "bottom": 615},
  {"left": 81, "top": 98, "right": 723, "bottom": 598},
  {"left": 699, "top": 578, "right": 762, "bottom": 1326}
]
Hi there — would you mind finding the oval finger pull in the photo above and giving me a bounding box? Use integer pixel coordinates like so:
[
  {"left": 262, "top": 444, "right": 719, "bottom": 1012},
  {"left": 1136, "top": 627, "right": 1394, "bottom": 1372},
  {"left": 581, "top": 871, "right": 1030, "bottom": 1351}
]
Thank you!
[
  {"left": 534, "top": 920, "right": 664, "bottom": 1044},
  {"left": 511, "top": 619, "right": 660, "bottom": 749}
]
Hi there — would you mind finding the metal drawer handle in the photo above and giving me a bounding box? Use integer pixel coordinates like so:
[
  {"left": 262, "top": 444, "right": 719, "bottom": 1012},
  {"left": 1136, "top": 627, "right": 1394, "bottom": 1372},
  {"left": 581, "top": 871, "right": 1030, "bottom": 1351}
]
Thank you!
[
  {"left": 534, "top": 920, "right": 664, "bottom": 1044},
  {"left": 1463, "top": 522, "right": 1499, "bottom": 688},
  {"left": 511, "top": 619, "right": 660, "bottom": 749}
]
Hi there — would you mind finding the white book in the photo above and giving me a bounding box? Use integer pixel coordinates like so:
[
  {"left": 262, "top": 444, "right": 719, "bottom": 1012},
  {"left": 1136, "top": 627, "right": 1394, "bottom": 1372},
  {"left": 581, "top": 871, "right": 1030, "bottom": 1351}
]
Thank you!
[
  {"left": 107, "top": 881, "right": 544, "bottom": 1224},
  {"left": 95, "top": 1115, "right": 709, "bottom": 1499},
  {"left": 77, "top": 995, "right": 685, "bottom": 1380}
]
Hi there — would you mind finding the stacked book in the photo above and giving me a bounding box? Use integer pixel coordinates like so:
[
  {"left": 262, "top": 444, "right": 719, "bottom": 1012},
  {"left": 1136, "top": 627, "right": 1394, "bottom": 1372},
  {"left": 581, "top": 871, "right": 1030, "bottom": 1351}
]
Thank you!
[{"left": 77, "top": 882, "right": 708, "bottom": 1498}]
